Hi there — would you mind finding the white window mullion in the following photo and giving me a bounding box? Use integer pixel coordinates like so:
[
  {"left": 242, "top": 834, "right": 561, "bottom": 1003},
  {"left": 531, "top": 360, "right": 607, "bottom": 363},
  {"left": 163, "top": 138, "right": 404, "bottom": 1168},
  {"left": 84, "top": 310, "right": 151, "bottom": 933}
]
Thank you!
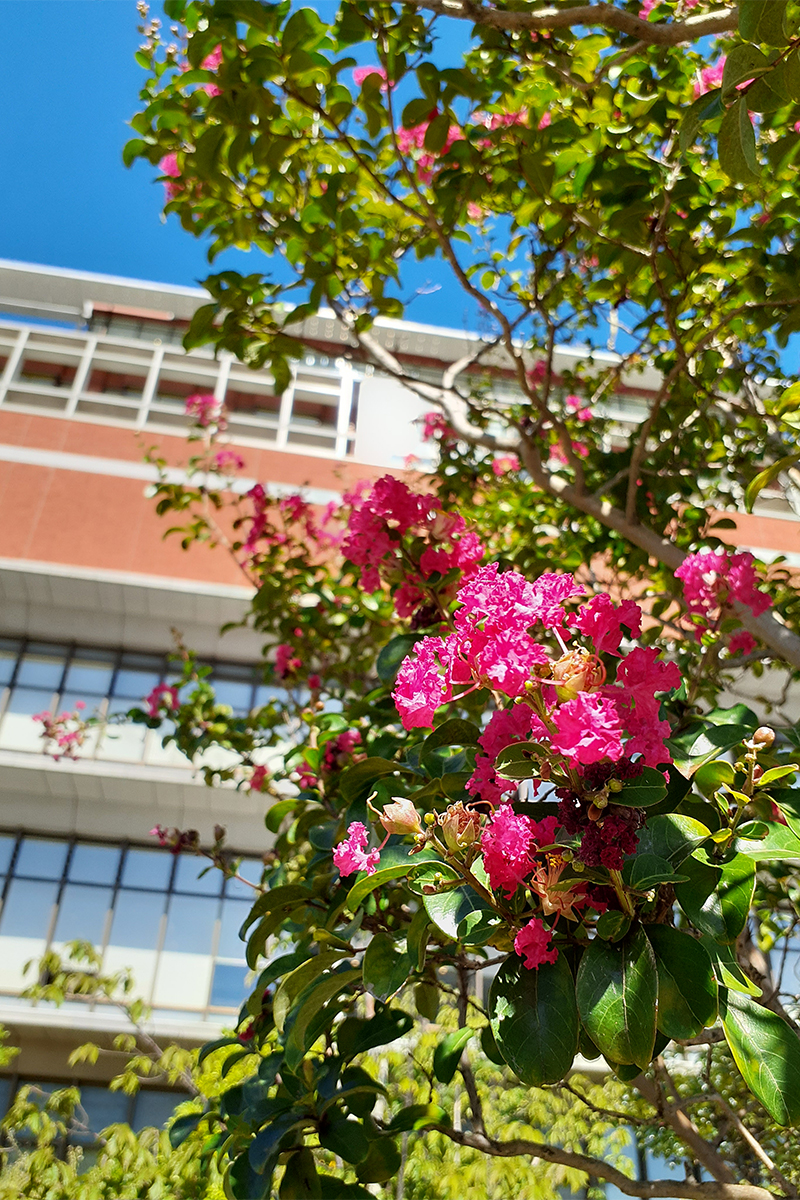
[
  {"left": 0, "top": 327, "right": 29, "bottom": 405},
  {"left": 65, "top": 335, "right": 97, "bottom": 417},
  {"left": 135, "top": 344, "right": 165, "bottom": 430},
  {"left": 334, "top": 360, "right": 354, "bottom": 459}
]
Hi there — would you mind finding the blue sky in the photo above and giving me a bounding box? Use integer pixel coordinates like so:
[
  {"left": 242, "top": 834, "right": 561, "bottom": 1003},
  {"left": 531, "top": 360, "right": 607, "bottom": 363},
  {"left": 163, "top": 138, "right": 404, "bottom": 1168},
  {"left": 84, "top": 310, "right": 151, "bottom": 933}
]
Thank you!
[{"left": 0, "top": 0, "right": 485, "bottom": 330}]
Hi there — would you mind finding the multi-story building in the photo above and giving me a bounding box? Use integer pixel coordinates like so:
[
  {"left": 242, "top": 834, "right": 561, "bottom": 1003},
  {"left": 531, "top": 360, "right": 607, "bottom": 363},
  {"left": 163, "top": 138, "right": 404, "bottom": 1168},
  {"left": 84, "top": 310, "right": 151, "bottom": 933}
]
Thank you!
[{"left": 0, "top": 257, "right": 795, "bottom": 1168}]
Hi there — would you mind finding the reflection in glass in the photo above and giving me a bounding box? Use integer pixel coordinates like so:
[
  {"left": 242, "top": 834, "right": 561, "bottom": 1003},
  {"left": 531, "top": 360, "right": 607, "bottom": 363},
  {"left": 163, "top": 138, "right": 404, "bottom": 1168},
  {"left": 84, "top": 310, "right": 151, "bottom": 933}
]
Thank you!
[
  {"left": 0, "top": 836, "right": 16, "bottom": 877},
  {"left": 53, "top": 884, "right": 113, "bottom": 945},
  {"left": 71, "top": 1086, "right": 130, "bottom": 1143},
  {"left": 6, "top": 686, "right": 57, "bottom": 716},
  {"left": 69, "top": 844, "right": 120, "bottom": 885},
  {"left": 15, "top": 838, "right": 68, "bottom": 880},
  {"left": 64, "top": 654, "right": 115, "bottom": 695},
  {"left": 15, "top": 646, "right": 66, "bottom": 689},
  {"left": 121, "top": 848, "right": 172, "bottom": 891},
  {"left": 109, "top": 890, "right": 165, "bottom": 951},
  {"left": 162, "top": 895, "right": 218, "bottom": 955},
  {"left": 133, "top": 1090, "right": 182, "bottom": 1131},
  {"left": 173, "top": 855, "right": 222, "bottom": 896},
  {"left": 0, "top": 879, "right": 58, "bottom": 938},
  {"left": 210, "top": 962, "right": 250, "bottom": 1008},
  {"left": 217, "top": 898, "right": 250, "bottom": 959}
]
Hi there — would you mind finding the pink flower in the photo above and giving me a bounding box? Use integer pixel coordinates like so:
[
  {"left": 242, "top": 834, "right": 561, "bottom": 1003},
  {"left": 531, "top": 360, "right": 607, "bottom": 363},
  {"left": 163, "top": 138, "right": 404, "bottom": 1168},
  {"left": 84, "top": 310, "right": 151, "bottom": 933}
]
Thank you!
[
  {"left": 675, "top": 549, "right": 771, "bottom": 624},
  {"left": 159, "top": 153, "right": 182, "bottom": 200},
  {"left": 143, "top": 684, "right": 179, "bottom": 718},
  {"left": 353, "top": 65, "right": 389, "bottom": 91},
  {"left": 308, "top": 674, "right": 322, "bottom": 689},
  {"left": 421, "top": 411, "right": 455, "bottom": 443},
  {"left": 615, "top": 646, "right": 681, "bottom": 698},
  {"left": 528, "top": 572, "right": 585, "bottom": 629},
  {"left": 212, "top": 449, "right": 245, "bottom": 473},
  {"left": 573, "top": 593, "right": 642, "bottom": 656},
  {"left": 250, "top": 765, "right": 270, "bottom": 792},
  {"left": 202, "top": 45, "right": 223, "bottom": 71},
  {"left": 185, "top": 393, "right": 224, "bottom": 428},
  {"left": 482, "top": 803, "right": 537, "bottom": 895},
  {"left": 528, "top": 360, "right": 547, "bottom": 385},
  {"left": 514, "top": 917, "right": 558, "bottom": 969},
  {"left": 566, "top": 394, "right": 592, "bottom": 422},
  {"left": 551, "top": 692, "right": 625, "bottom": 766},
  {"left": 466, "top": 202, "right": 484, "bottom": 221},
  {"left": 729, "top": 630, "right": 757, "bottom": 656},
  {"left": 694, "top": 56, "right": 726, "bottom": 99},
  {"left": 333, "top": 822, "right": 380, "bottom": 877},
  {"left": 638, "top": 0, "right": 658, "bottom": 17},
  {"left": 393, "top": 636, "right": 452, "bottom": 728},
  {"left": 537, "top": 111, "right": 551, "bottom": 130},
  {"left": 275, "top": 644, "right": 302, "bottom": 680},
  {"left": 492, "top": 453, "right": 520, "bottom": 476}
]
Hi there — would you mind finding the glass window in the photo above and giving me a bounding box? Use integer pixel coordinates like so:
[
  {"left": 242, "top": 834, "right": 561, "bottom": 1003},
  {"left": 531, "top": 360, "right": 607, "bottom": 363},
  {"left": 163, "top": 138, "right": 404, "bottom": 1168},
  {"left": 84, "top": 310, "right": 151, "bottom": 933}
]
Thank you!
[
  {"left": 210, "top": 679, "right": 253, "bottom": 714},
  {"left": 6, "top": 686, "right": 57, "bottom": 716},
  {"left": 173, "top": 856, "right": 223, "bottom": 896},
  {"left": 15, "top": 645, "right": 67, "bottom": 689},
  {"left": 132, "top": 1089, "right": 182, "bottom": 1131},
  {"left": 70, "top": 1086, "right": 130, "bottom": 1144},
  {"left": 0, "top": 640, "right": 21, "bottom": 687},
  {"left": 53, "top": 884, "right": 113, "bottom": 945},
  {"left": 121, "top": 848, "right": 172, "bottom": 891},
  {"left": 108, "top": 890, "right": 165, "bottom": 951},
  {"left": 15, "top": 838, "right": 68, "bottom": 880},
  {"left": 0, "top": 836, "right": 16, "bottom": 877},
  {"left": 0, "top": 1077, "right": 13, "bottom": 1119},
  {"left": 0, "top": 879, "right": 58, "bottom": 938},
  {"left": 162, "top": 895, "right": 219, "bottom": 955},
  {"left": 210, "top": 962, "right": 250, "bottom": 1008},
  {"left": 225, "top": 858, "right": 264, "bottom": 899},
  {"left": 217, "top": 898, "right": 250, "bottom": 959},
  {"left": 69, "top": 844, "right": 120, "bottom": 886},
  {"left": 63, "top": 652, "right": 116, "bottom": 696}
]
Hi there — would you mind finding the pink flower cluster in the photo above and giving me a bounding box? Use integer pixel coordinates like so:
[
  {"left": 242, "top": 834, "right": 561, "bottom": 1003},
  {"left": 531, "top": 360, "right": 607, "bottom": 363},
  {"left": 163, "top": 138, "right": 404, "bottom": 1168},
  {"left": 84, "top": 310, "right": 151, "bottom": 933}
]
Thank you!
[
  {"left": 421, "top": 411, "right": 456, "bottom": 446},
  {"left": 396, "top": 117, "right": 465, "bottom": 183},
  {"left": 33, "top": 702, "right": 89, "bottom": 761},
  {"left": 159, "top": 152, "right": 182, "bottom": 200},
  {"left": 343, "top": 475, "right": 484, "bottom": 617},
  {"left": 694, "top": 56, "right": 726, "bottom": 99},
  {"left": 201, "top": 44, "right": 223, "bottom": 96},
  {"left": 333, "top": 822, "right": 380, "bottom": 877},
  {"left": 394, "top": 565, "right": 679, "bottom": 777},
  {"left": 239, "top": 487, "right": 337, "bottom": 565},
  {"left": 143, "top": 684, "right": 179, "bottom": 718},
  {"left": 322, "top": 729, "right": 362, "bottom": 772},
  {"left": 275, "top": 643, "right": 302, "bottom": 681},
  {"left": 212, "top": 448, "right": 245, "bottom": 474},
  {"left": 492, "top": 453, "right": 520, "bottom": 476},
  {"left": 185, "top": 393, "right": 225, "bottom": 429},
  {"left": 675, "top": 549, "right": 771, "bottom": 647}
]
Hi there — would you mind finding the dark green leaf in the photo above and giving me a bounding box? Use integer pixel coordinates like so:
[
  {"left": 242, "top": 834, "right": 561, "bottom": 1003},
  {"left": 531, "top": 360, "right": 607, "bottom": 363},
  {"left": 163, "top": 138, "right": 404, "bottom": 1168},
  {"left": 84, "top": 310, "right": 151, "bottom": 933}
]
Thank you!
[
  {"left": 490, "top": 953, "right": 579, "bottom": 1086},
  {"left": 339, "top": 757, "right": 413, "bottom": 806},
  {"left": 615, "top": 767, "right": 668, "bottom": 808},
  {"left": 576, "top": 926, "right": 657, "bottom": 1069},
  {"left": 739, "top": 0, "right": 789, "bottom": 45},
  {"left": 356, "top": 1137, "right": 402, "bottom": 1185},
  {"left": 424, "top": 878, "right": 492, "bottom": 940},
  {"left": 622, "top": 854, "right": 687, "bottom": 891},
  {"left": 722, "top": 989, "right": 800, "bottom": 1124},
  {"left": 318, "top": 1114, "right": 371, "bottom": 1163},
  {"left": 700, "top": 935, "right": 762, "bottom": 997},
  {"left": 679, "top": 90, "right": 722, "bottom": 154},
  {"left": 675, "top": 851, "right": 755, "bottom": 942},
  {"left": 386, "top": 1103, "right": 450, "bottom": 1132},
  {"left": 363, "top": 933, "right": 410, "bottom": 1001},
  {"left": 635, "top": 814, "right": 710, "bottom": 866},
  {"left": 337, "top": 1006, "right": 414, "bottom": 1058},
  {"left": 494, "top": 741, "right": 542, "bottom": 781},
  {"left": 376, "top": 635, "right": 420, "bottom": 685},
  {"left": 433, "top": 1027, "right": 474, "bottom": 1084},
  {"left": 168, "top": 1111, "right": 204, "bottom": 1148},
  {"left": 646, "top": 925, "right": 718, "bottom": 1040},
  {"left": 280, "top": 1148, "right": 322, "bottom": 1199},
  {"left": 722, "top": 45, "right": 771, "bottom": 95}
]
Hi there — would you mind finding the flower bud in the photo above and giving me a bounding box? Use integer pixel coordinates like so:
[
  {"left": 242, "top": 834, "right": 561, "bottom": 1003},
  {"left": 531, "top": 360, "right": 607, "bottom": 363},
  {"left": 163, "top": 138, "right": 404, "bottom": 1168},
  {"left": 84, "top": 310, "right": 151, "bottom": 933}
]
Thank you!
[
  {"left": 552, "top": 650, "right": 606, "bottom": 701},
  {"left": 608, "top": 779, "right": 623, "bottom": 793},
  {"left": 753, "top": 726, "right": 776, "bottom": 749},
  {"left": 380, "top": 798, "right": 423, "bottom": 836},
  {"left": 440, "top": 801, "right": 481, "bottom": 852}
]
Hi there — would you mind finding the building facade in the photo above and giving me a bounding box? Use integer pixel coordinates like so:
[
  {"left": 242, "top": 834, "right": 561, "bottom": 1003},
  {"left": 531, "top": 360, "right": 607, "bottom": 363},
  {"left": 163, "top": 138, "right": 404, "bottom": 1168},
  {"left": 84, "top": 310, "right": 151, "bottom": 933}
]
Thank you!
[{"left": 0, "top": 258, "right": 796, "bottom": 1160}]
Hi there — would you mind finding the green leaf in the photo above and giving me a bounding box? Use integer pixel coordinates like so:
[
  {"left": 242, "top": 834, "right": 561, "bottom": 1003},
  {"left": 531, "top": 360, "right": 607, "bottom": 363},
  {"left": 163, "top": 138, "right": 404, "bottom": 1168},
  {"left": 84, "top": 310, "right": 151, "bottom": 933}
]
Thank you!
[
  {"left": 722, "top": 989, "right": 800, "bottom": 1124},
  {"left": 415, "top": 980, "right": 440, "bottom": 1020},
  {"left": 700, "top": 935, "right": 763, "bottom": 997},
  {"left": 318, "top": 1114, "right": 371, "bottom": 1164},
  {"left": 622, "top": 853, "right": 687, "bottom": 891},
  {"left": 337, "top": 1005, "right": 414, "bottom": 1058},
  {"left": 480, "top": 1023, "right": 507, "bottom": 1066},
  {"left": 746, "top": 453, "right": 800, "bottom": 511},
  {"left": 675, "top": 851, "right": 755, "bottom": 942},
  {"left": 424, "top": 112, "right": 452, "bottom": 154},
  {"left": 595, "top": 911, "right": 632, "bottom": 942},
  {"left": 490, "top": 953, "right": 579, "bottom": 1086},
  {"left": 494, "top": 741, "right": 542, "bottom": 781},
  {"left": 433, "top": 1027, "right": 475, "bottom": 1084},
  {"left": 694, "top": 760, "right": 735, "bottom": 799},
  {"left": 168, "top": 1111, "right": 204, "bottom": 1148},
  {"left": 722, "top": 44, "right": 771, "bottom": 95},
  {"left": 757, "top": 765, "right": 799, "bottom": 787},
  {"left": 123, "top": 137, "right": 147, "bottom": 168},
  {"left": 193, "top": 123, "right": 228, "bottom": 178},
  {"left": 197, "top": 1036, "right": 243, "bottom": 1066},
  {"left": 423, "top": 877, "right": 492, "bottom": 940},
  {"left": 739, "top": 0, "right": 789, "bottom": 45},
  {"left": 407, "top": 907, "right": 431, "bottom": 972},
  {"left": 339, "top": 757, "right": 413, "bottom": 806},
  {"left": 646, "top": 925, "right": 718, "bottom": 1040},
  {"left": 284, "top": 967, "right": 362, "bottom": 1069},
  {"left": 280, "top": 1148, "right": 322, "bottom": 1199},
  {"left": 679, "top": 90, "right": 722, "bottom": 155},
  {"left": 345, "top": 850, "right": 441, "bottom": 912},
  {"left": 362, "top": 933, "right": 410, "bottom": 1001},
  {"left": 635, "top": 814, "right": 711, "bottom": 866},
  {"left": 420, "top": 719, "right": 480, "bottom": 777},
  {"left": 248, "top": 1111, "right": 307, "bottom": 1174},
  {"left": 376, "top": 635, "right": 420, "bottom": 685},
  {"left": 274, "top": 951, "right": 350, "bottom": 1033},
  {"left": 386, "top": 1103, "right": 450, "bottom": 1132},
  {"left": 615, "top": 767, "right": 668, "bottom": 808},
  {"left": 318, "top": 1178, "right": 374, "bottom": 1199},
  {"left": 576, "top": 926, "right": 657, "bottom": 1069},
  {"left": 737, "top": 821, "right": 800, "bottom": 859},
  {"left": 356, "top": 1137, "right": 402, "bottom": 1185}
]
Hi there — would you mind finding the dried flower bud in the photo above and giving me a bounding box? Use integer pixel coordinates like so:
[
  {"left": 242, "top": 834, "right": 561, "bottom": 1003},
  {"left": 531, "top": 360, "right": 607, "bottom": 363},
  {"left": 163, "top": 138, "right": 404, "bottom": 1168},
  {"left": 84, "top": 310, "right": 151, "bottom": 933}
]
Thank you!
[
  {"left": 380, "top": 798, "right": 422, "bottom": 836},
  {"left": 552, "top": 650, "right": 606, "bottom": 701},
  {"left": 440, "top": 801, "right": 481, "bottom": 852},
  {"left": 753, "top": 726, "right": 776, "bottom": 749}
]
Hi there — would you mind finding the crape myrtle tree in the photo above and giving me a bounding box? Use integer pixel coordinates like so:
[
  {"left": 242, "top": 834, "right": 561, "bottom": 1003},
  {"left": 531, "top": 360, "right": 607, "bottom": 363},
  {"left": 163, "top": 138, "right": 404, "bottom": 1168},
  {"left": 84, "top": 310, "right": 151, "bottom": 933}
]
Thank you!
[{"left": 67, "top": 0, "right": 800, "bottom": 1195}]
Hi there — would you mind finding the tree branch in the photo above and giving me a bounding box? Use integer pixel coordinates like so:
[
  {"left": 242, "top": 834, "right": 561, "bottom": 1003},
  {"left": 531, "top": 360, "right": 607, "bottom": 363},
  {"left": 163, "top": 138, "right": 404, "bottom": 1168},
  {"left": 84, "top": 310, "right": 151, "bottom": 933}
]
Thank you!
[
  {"left": 403, "top": 1, "right": 738, "bottom": 47},
  {"left": 426, "top": 1124, "right": 775, "bottom": 1200}
]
